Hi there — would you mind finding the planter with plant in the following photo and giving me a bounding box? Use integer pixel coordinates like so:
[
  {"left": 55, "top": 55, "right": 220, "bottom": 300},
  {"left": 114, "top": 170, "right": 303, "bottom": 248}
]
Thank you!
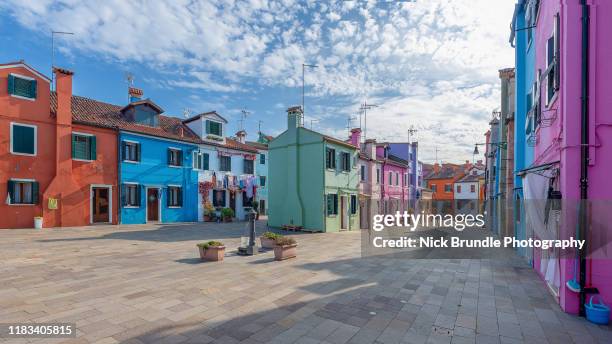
[
  {"left": 274, "top": 236, "right": 297, "bottom": 261},
  {"left": 203, "top": 201, "right": 216, "bottom": 222},
  {"left": 197, "top": 241, "right": 225, "bottom": 261},
  {"left": 260, "top": 231, "right": 279, "bottom": 249},
  {"left": 221, "top": 207, "right": 234, "bottom": 222}
]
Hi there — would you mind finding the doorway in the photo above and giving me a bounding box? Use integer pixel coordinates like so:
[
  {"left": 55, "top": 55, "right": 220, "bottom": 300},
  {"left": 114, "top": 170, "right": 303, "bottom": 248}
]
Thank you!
[
  {"left": 259, "top": 199, "right": 266, "bottom": 215},
  {"left": 229, "top": 191, "right": 236, "bottom": 215},
  {"left": 92, "top": 186, "right": 111, "bottom": 223},
  {"left": 340, "top": 196, "right": 348, "bottom": 230},
  {"left": 147, "top": 188, "right": 160, "bottom": 222}
]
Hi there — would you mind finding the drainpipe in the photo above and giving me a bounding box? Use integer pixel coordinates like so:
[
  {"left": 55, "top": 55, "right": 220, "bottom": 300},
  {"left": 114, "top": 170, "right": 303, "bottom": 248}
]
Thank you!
[
  {"left": 116, "top": 127, "right": 122, "bottom": 225},
  {"left": 578, "top": 0, "right": 590, "bottom": 317}
]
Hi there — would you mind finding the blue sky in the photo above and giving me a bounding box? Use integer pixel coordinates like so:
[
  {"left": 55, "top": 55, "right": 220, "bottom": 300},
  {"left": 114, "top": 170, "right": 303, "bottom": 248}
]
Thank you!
[{"left": 0, "top": 0, "right": 514, "bottom": 163}]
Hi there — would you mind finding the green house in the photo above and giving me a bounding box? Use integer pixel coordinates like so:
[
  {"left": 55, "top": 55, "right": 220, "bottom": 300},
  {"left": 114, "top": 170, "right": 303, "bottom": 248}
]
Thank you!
[{"left": 268, "top": 106, "right": 359, "bottom": 232}]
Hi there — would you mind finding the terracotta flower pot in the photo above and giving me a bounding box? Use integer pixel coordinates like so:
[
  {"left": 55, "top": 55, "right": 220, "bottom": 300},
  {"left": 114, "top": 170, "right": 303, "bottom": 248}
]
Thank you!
[
  {"left": 274, "top": 244, "right": 297, "bottom": 261},
  {"left": 260, "top": 237, "right": 276, "bottom": 249},
  {"left": 198, "top": 245, "right": 225, "bottom": 261},
  {"left": 223, "top": 216, "right": 233, "bottom": 223}
]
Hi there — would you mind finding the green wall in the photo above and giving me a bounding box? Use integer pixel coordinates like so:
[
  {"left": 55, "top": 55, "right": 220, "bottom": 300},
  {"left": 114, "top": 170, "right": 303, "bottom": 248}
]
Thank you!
[{"left": 323, "top": 141, "right": 360, "bottom": 232}]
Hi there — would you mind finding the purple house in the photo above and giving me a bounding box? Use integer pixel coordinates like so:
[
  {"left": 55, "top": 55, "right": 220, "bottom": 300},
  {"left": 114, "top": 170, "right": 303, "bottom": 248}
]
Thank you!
[{"left": 517, "top": 0, "right": 612, "bottom": 318}]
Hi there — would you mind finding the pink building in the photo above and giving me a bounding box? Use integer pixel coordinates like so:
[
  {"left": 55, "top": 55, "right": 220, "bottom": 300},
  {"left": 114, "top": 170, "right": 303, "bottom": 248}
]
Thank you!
[
  {"left": 349, "top": 129, "right": 382, "bottom": 228},
  {"left": 528, "top": 0, "right": 612, "bottom": 317},
  {"left": 376, "top": 143, "right": 410, "bottom": 214}
]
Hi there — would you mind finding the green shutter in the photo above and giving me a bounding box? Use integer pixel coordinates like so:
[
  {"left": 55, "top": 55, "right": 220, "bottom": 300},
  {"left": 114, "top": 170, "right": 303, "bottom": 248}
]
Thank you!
[
  {"left": 31, "top": 182, "right": 39, "bottom": 204},
  {"left": 30, "top": 79, "right": 37, "bottom": 99},
  {"left": 206, "top": 120, "right": 211, "bottom": 134},
  {"left": 136, "top": 143, "right": 141, "bottom": 162},
  {"left": 7, "top": 180, "right": 15, "bottom": 204},
  {"left": 71, "top": 134, "right": 76, "bottom": 158},
  {"left": 203, "top": 153, "right": 209, "bottom": 170},
  {"left": 7, "top": 74, "right": 15, "bottom": 94},
  {"left": 334, "top": 195, "right": 338, "bottom": 215},
  {"left": 89, "top": 136, "right": 96, "bottom": 160},
  {"left": 326, "top": 195, "right": 332, "bottom": 215},
  {"left": 12, "top": 125, "right": 35, "bottom": 155}
]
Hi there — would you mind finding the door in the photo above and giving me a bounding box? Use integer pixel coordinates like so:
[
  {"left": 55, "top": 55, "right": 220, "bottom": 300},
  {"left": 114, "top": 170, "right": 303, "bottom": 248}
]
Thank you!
[
  {"left": 229, "top": 191, "right": 236, "bottom": 214},
  {"left": 92, "top": 187, "right": 110, "bottom": 223},
  {"left": 340, "top": 196, "right": 347, "bottom": 230},
  {"left": 260, "top": 199, "right": 266, "bottom": 215},
  {"left": 147, "top": 188, "right": 159, "bottom": 222},
  {"left": 359, "top": 200, "right": 369, "bottom": 229}
]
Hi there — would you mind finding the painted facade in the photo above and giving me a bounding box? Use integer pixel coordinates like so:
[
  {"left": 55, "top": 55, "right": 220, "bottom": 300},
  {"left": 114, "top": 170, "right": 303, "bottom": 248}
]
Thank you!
[
  {"left": 454, "top": 165, "right": 485, "bottom": 200},
  {"left": 376, "top": 144, "right": 409, "bottom": 214},
  {"left": 349, "top": 129, "right": 381, "bottom": 229},
  {"left": 1, "top": 62, "right": 118, "bottom": 229},
  {"left": 509, "top": 0, "right": 612, "bottom": 318},
  {"left": 268, "top": 107, "right": 359, "bottom": 232},
  {"left": 246, "top": 136, "right": 269, "bottom": 216},
  {"left": 388, "top": 142, "right": 419, "bottom": 209}
]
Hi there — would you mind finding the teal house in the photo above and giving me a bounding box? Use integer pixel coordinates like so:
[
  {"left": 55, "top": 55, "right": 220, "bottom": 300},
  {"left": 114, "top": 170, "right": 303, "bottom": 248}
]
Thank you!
[{"left": 268, "top": 106, "right": 359, "bottom": 232}]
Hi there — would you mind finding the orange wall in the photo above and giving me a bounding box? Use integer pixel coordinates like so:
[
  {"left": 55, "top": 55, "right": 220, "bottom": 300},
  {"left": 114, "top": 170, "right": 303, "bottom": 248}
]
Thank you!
[
  {"left": 1, "top": 64, "right": 118, "bottom": 228},
  {"left": 427, "top": 178, "right": 455, "bottom": 200},
  {"left": 0, "top": 65, "right": 55, "bottom": 228}
]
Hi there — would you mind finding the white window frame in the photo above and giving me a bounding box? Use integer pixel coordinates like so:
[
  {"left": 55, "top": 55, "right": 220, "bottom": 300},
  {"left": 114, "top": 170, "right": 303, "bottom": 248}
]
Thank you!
[
  {"left": 123, "top": 140, "right": 139, "bottom": 163},
  {"left": 10, "top": 122, "right": 37, "bottom": 156},
  {"left": 167, "top": 185, "right": 182, "bottom": 208},
  {"left": 8, "top": 73, "right": 36, "bottom": 101},
  {"left": 7, "top": 178, "right": 36, "bottom": 206},
  {"left": 123, "top": 182, "right": 140, "bottom": 208},
  {"left": 72, "top": 131, "right": 95, "bottom": 162}
]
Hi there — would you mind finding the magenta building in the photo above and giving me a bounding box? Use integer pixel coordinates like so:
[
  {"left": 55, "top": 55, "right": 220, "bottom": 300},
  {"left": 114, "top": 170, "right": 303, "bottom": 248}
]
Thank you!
[
  {"left": 376, "top": 143, "right": 409, "bottom": 213},
  {"left": 522, "top": 0, "right": 612, "bottom": 317}
]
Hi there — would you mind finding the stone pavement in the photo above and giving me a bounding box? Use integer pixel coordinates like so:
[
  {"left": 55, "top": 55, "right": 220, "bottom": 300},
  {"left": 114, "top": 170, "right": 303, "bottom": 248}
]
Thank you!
[{"left": 0, "top": 222, "right": 610, "bottom": 344}]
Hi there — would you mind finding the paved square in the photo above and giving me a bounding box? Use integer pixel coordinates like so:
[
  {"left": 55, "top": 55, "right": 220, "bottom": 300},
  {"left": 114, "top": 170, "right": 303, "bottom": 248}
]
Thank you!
[{"left": 1, "top": 222, "right": 610, "bottom": 344}]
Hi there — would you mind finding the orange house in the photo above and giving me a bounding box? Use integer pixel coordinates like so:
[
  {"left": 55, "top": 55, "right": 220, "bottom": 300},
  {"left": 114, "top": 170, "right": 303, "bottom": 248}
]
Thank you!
[
  {"left": 0, "top": 62, "right": 118, "bottom": 229},
  {"left": 424, "top": 163, "right": 466, "bottom": 200}
]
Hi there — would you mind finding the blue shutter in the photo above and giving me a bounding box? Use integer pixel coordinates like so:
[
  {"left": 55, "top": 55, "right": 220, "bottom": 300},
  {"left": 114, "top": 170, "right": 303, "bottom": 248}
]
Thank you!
[
  {"left": 7, "top": 180, "right": 15, "bottom": 204},
  {"left": 31, "top": 182, "right": 39, "bottom": 204},
  {"left": 166, "top": 187, "right": 171, "bottom": 207},
  {"left": 203, "top": 153, "right": 209, "bottom": 170},
  {"left": 136, "top": 143, "right": 141, "bottom": 162},
  {"left": 121, "top": 184, "right": 127, "bottom": 206},
  {"left": 178, "top": 188, "right": 183, "bottom": 207},
  {"left": 89, "top": 136, "right": 97, "bottom": 160},
  {"left": 7, "top": 74, "right": 15, "bottom": 95}
]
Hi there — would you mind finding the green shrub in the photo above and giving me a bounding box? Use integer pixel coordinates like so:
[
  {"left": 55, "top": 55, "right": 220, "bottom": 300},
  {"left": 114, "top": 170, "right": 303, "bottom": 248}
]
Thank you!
[
  {"left": 221, "top": 207, "right": 234, "bottom": 218},
  {"left": 197, "top": 240, "right": 224, "bottom": 249},
  {"left": 262, "top": 231, "right": 279, "bottom": 240},
  {"left": 275, "top": 236, "right": 296, "bottom": 246}
]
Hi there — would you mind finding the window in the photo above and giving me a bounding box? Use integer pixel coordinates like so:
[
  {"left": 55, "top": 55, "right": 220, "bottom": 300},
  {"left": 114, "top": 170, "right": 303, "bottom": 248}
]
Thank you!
[
  {"left": 6, "top": 180, "right": 39, "bottom": 205},
  {"left": 244, "top": 159, "right": 254, "bottom": 174},
  {"left": 326, "top": 194, "right": 338, "bottom": 216},
  {"left": 341, "top": 152, "right": 351, "bottom": 172},
  {"left": 388, "top": 172, "right": 392, "bottom": 185},
  {"left": 457, "top": 185, "right": 462, "bottom": 193},
  {"left": 326, "top": 148, "right": 336, "bottom": 169},
  {"left": 167, "top": 186, "right": 182, "bottom": 207},
  {"left": 219, "top": 156, "right": 231, "bottom": 171},
  {"left": 193, "top": 152, "right": 209, "bottom": 170},
  {"left": 403, "top": 173, "right": 407, "bottom": 186},
  {"left": 376, "top": 168, "right": 380, "bottom": 184},
  {"left": 10, "top": 123, "right": 36, "bottom": 156},
  {"left": 168, "top": 148, "right": 182, "bottom": 167},
  {"left": 206, "top": 120, "right": 222, "bottom": 136},
  {"left": 213, "top": 190, "right": 225, "bottom": 207},
  {"left": 431, "top": 184, "right": 437, "bottom": 192},
  {"left": 72, "top": 133, "right": 96, "bottom": 161},
  {"left": 395, "top": 173, "right": 399, "bottom": 186},
  {"left": 123, "top": 184, "right": 140, "bottom": 207},
  {"left": 546, "top": 13, "right": 560, "bottom": 105},
  {"left": 7, "top": 74, "right": 37, "bottom": 99},
  {"left": 350, "top": 195, "right": 357, "bottom": 215},
  {"left": 123, "top": 141, "right": 140, "bottom": 162},
  {"left": 471, "top": 185, "right": 476, "bottom": 193},
  {"left": 360, "top": 165, "right": 366, "bottom": 182},
  {"left": 445, "top": 184, "right": 452, "bottom": 192},
  {"left": 260, "top": 154, "right": 266, "bottom": 165},
  {"left": 260, "top": 176, "right": 266, "bottom": 187}
]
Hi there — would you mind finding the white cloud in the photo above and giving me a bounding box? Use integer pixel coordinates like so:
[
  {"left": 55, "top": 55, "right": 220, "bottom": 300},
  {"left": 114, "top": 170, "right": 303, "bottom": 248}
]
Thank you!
[{"left": 0, "top": 0, "right": 515, "bottom": 162}]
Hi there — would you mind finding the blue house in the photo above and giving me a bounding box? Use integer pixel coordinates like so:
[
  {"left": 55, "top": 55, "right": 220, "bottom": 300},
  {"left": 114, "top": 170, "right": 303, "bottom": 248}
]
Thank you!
[
  {"left": 116, "top": 89, "right": 201, "bottom": 224},
  {"left": 510, "top": 0, "right": 536, "bottom": 256}
]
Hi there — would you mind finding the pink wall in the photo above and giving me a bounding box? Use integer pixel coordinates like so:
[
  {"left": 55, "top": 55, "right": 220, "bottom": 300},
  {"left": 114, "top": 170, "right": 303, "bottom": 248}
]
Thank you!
[{"left": 533, "top": 0, "right": 612, "bottom": 317}]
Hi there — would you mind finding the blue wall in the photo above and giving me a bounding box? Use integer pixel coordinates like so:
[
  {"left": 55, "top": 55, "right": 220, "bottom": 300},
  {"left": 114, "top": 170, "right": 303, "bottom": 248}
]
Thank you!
[{"left": 119, "top": 132, "right": 199, "bottom": 224}]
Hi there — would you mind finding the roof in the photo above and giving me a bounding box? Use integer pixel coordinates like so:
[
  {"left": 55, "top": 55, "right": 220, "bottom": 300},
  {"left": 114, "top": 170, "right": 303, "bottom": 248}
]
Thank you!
[
  {"left": 224, "top": 138, "right": 258, "bottom": 153},
  {"left": 1, "top": 60, "right": 51, "bottom": 82},
  {"left": 51, "top": 92, "right": 204, "bottom": 144},
  {"left": 120, "top": 98, "right": 164, "bottom": 114},
  {"left": 456, "top": 174, "right": 482, "bottom": 183},
  {"left": 245, "top": 141, "right": 268, "bottom": 150},
  {"left": 424, "top": 164, "right": 464, "bottom": 180},
  {"left": 183, "top": 111, "right": 228, "bottom": 124}
]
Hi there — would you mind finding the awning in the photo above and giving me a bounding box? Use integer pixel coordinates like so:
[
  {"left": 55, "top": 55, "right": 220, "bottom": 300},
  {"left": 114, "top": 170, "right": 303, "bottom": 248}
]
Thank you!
[{"left": 516, "top": 160, "right": 559, "bottom": 176}]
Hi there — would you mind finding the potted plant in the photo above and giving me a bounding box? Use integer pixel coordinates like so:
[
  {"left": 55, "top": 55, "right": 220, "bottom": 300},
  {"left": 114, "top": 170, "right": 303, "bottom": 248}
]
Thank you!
[
  {"left": 221, "top": 207, "right": 234, "bottom": 222},
  {"left": 197, "top": 241, "right": 225, "bottom": 261},
  {"left": 274, "top": 236, "right": 297, "bottom": 261},
  {"left": 260, "top": 231, "right": 279, "bottom": 249},
  {"left": 252, "top": 200, "right": 260, "bottom": 220},
  {"left": 203, "top": 201, "right": 216, "bottom": 222}
]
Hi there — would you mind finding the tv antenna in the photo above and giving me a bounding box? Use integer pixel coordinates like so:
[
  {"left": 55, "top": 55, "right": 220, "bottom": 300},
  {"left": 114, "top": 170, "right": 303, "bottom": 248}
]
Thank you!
[
  {"left": 309, "top": 119, "right": 319, "bottom": 130},
  {"left": 51, "top": 30, "right": 74, "bottom": 90},
  {"left": 359, "top": 101, "right": 379, "bottom": 143},
  {"left": 407, "top": 125, "right": 418, "bottom": 144},
  {"left": 239, "top": 109, "right": 251, "bottom": 131},
  {"left": 346, "top": 116, "right": 356, "bottom": 137},
  {"left": 183, "top": 108, "right": 192, "bottom": 119}
]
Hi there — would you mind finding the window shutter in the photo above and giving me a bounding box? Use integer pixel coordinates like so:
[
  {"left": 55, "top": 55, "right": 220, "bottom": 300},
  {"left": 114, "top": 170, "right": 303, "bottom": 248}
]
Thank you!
[
  {"left": 326, "top": 195, "right": 332, "bottom": 215},
  {"left": 334, "top": 195, "right": 338, "bottom": 214},
  {"left": 121, "top": 141, "right": 126, "bottom": 160},
  {"left": 178, "top": 188, "right": 183, "bottom": 207},
  {"left": 89, "top": 136, "right": 97, "bottom": 160},
  {"left": 167, "top": 149, "right": 172, "bottom": 165},
  {"left": 137, "top": 185, "right": 143, "bottom": 207},
  {"left": 7, "top": 180, "right": 15, "bottom": 204},
  {"left": 206, "top": 120, "right": 211, "bottom": 134},
  {"left": 71, "top": 134, "right": 76, "bottom": 158},
  {"left": 554, "top": 13, "right": 560, "bottom": 91},
  {"left": 7, "top": 74, "right": 15, "bottom": 95},
  {"left": 30, "top": 79, "right": 37, "bottom": 98},
  {"left": 203, "top": 153, "right": 209, "bottom": 170},
  {"left": 31, "top": 182, "right": 39, "bottom": 204},
  {"left": 136, "top": 143, "right": 141, "bottom": 162},
  {"left": 178, "top": 150, "right": 183, "bottom": 166},
  {"left": 166, "top": 187, "right": 171, "bottom": 207},
  {"left": 121, "top": 184, "right": 127, "bottom": 206}
]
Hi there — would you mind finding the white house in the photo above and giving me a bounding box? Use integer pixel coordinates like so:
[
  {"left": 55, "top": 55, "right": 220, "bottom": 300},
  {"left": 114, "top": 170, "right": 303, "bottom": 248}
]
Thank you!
[
  {"left": 454, "top": 166, "right": 485, "bottom": 200},
  {"left": 183, "top": 112, "right": 259, "bottom": 221}
]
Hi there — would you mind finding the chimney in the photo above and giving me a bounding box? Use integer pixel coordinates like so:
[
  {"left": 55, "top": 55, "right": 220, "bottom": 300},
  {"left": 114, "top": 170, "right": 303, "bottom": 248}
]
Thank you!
[
  {"left": 178, "top": 126, "right": 184, "bottom": 137},
  {"left": 287, "top": 106, "right": 303, "bottom": 130},
  {"left": 349, "top": 128, "right": 361, "bottom": 147},
  {"left": 235, "top": 130, "right": 246, "bottom": 144},
  {"left": 54, "top": 67, "right": 73, "bottom": 126},
  {"left": 365, "top": 138, "right": 377, "bottom": 159},
  {"left": 129, "top": 87, "right": 143, "bottom": 103},
  {"left": 433, "top": 163, "right": 440, "bottom": 174}
]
